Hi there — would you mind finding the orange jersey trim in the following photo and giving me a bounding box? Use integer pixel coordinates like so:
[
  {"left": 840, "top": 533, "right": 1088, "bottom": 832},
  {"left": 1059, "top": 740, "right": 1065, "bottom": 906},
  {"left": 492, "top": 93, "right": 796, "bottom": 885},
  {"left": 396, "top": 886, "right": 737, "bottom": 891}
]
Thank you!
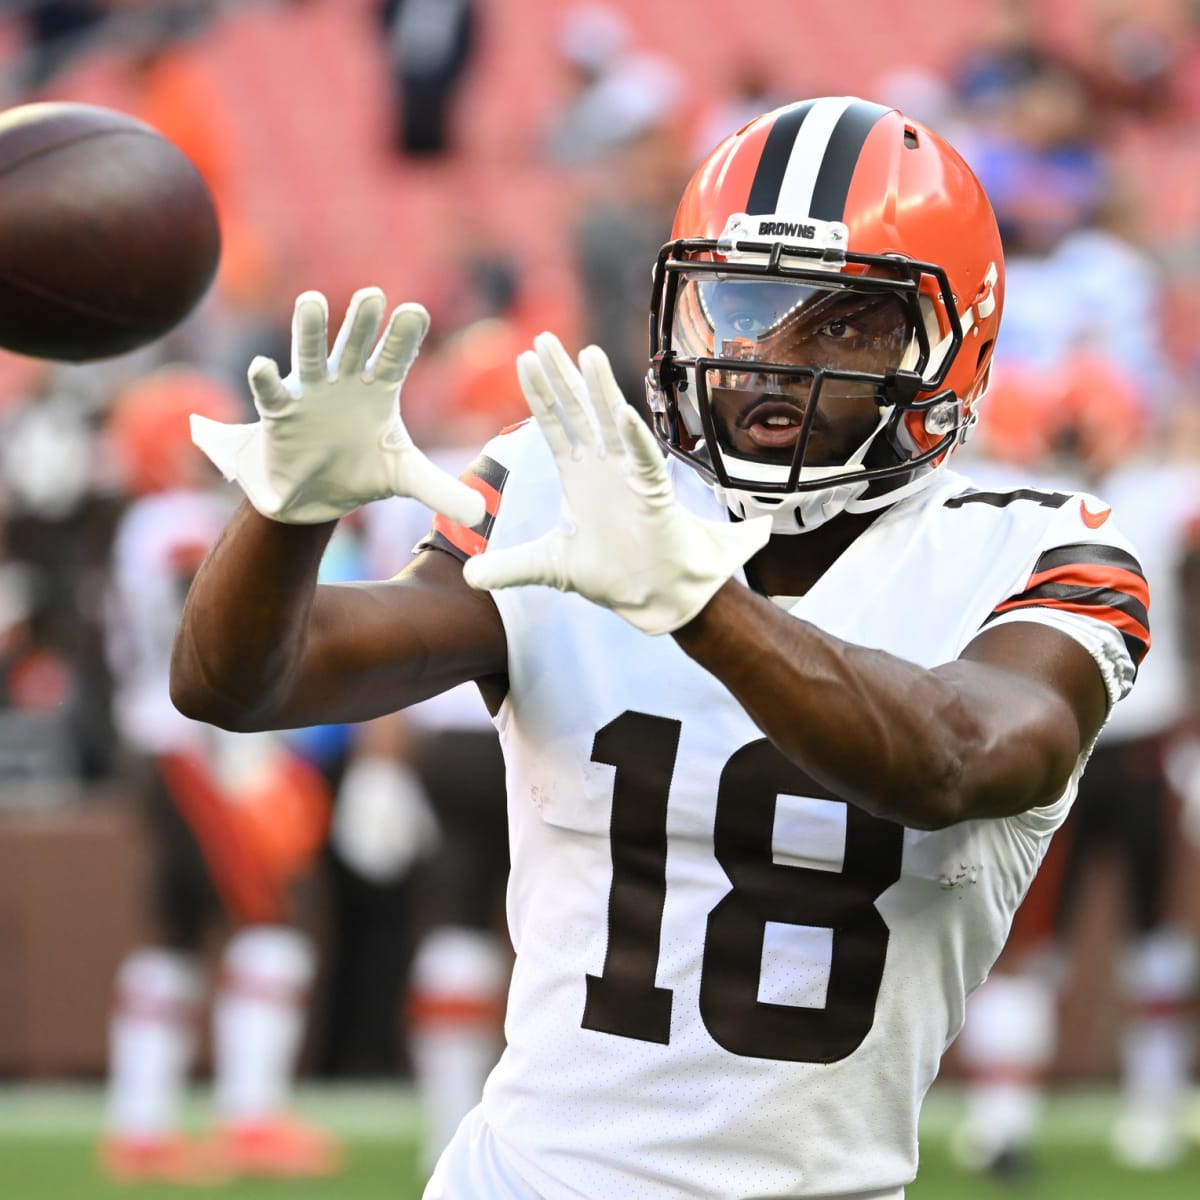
[
  {"left": 986, "top": 542, "right": 1150, "bottom": 668},
  {"left": 1023, "top": 561, "right": 1150, "bottom": 613},
  {"left": 426, "top": 454, "right": 509, "bottom": 561},
  {"left": 993, "top": 593, "right": 1151, "bottom": 657}
]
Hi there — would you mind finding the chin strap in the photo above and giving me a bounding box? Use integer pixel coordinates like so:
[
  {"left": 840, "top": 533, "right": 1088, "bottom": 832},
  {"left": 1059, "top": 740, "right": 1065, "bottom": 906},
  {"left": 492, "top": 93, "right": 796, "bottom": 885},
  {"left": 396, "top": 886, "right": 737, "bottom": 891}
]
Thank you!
[
  {"left": 715, "top": 475, "right": 868, "bottom": 534},
  {"left": 717, "top": 459, "right": 942, "bottom": 534},
  {"left": 843, "top": 465, "right": 941, "bottom": 513},
  {"left": 696, "top": 369, "right": 968, "bottom": 534},
  {"left": 709, "top": 406, "right": 890, "bottom": 534}
]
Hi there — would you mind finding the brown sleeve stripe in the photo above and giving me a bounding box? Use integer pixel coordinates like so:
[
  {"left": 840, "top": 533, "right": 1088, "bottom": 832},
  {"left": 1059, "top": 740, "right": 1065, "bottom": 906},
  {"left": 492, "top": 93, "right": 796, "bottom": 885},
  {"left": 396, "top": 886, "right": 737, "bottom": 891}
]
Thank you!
[
  {"left": 1032, "top": 542, "right": 1143, "bottom": 578},
  {"left": 422, "top": 454, "right": 508, "bottom": 562},
  {"left": 1022, "top": 562, "right": 1150, "bottom": 623},
  {"left": 984, "top": 544, "right": 1150, "bottom": 667},
  {"left": 987, "top": 595, "right": 1150, "bottom": 667}
]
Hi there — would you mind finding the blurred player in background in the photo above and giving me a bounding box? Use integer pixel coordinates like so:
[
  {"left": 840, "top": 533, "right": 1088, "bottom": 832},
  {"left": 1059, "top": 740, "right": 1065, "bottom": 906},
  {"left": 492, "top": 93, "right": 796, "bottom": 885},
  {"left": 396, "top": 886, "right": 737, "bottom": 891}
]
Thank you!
[
  {"left": 952, "top": 372, "right": 1200, "bottom": 1173},
  {"left": 353, "top": 490, "right": 510, "bottom": 1176},
  {"left": 330, "top": 311, "right": 528, "bottom": 1171},
  {"left": 97, "top": 367, "right": 342, "bottom": 1184}
]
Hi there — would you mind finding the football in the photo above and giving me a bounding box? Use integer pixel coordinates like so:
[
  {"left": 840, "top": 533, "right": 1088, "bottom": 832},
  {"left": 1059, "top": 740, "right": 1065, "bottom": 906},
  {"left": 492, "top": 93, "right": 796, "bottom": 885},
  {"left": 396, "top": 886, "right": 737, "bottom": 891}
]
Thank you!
[{"left": 0, "top": 101, "right": 221, "bottom": 362}]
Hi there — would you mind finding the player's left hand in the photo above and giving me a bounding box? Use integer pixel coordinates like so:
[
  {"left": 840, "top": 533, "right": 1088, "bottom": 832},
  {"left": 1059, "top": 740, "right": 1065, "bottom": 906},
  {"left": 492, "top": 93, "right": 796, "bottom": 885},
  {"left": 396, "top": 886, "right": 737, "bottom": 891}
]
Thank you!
[{"left": 463, "top": 333, "right": 771, "bottom": 635}]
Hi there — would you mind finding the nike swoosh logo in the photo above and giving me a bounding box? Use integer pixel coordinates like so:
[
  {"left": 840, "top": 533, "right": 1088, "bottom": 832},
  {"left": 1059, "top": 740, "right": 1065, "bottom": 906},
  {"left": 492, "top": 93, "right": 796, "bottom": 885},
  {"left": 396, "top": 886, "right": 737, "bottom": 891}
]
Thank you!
[{"left": 1080, "top": 500, "right": 1112, "bottom": 528}]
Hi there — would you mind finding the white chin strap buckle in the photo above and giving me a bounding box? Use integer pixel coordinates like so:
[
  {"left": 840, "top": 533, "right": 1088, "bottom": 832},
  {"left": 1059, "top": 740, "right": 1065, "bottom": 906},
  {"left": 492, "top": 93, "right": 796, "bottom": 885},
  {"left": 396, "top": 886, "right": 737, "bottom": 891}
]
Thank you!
[{"left": 715, "top": 475, "right": 870, "bottom": 535}]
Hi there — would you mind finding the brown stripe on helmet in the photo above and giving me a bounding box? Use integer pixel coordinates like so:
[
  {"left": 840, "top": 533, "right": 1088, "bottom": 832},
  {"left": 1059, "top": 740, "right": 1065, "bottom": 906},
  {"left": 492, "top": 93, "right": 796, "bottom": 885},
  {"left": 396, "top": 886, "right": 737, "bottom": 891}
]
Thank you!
[
  {"left": 808, "top": 100, "right": 891, "bottom": 221},
  {"left": 745, "top": 100, "right": 817, "bottom": 214}
]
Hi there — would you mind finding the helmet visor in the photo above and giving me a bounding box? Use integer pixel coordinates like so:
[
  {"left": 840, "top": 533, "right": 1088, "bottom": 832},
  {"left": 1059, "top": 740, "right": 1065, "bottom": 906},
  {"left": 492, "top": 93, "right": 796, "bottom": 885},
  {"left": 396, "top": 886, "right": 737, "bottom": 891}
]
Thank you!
[{"left": 673, "top": 274, "right": 916, "bottom": 381}]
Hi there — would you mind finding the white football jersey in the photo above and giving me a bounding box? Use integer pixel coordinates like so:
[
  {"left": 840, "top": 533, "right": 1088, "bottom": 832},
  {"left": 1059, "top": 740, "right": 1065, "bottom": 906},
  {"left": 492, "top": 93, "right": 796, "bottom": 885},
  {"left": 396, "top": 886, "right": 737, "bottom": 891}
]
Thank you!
[
  {"left": 105, "top": 488, "right": 233, "bottom": 755},
  {"left": 422, "top": 422, "right": 1146, "bottom": 1199}
]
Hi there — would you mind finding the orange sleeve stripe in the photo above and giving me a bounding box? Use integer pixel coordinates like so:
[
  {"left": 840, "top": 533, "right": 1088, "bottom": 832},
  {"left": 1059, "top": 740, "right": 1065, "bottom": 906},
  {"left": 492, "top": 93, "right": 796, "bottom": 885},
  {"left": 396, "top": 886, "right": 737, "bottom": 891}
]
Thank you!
[
  {"left": 1025, "top": 562, "right": 1150, "bottom": 611},
  {"left": 465, "top": 472, "right": 502, "bottom": 517},
  {"left": 431, "top": 512, "right": 487, "bottom": 559},
  {"left": 427, "top": 454, "right": 508, "bottom": 560},
  {"left": 992, "top": 595, "right": 1151, "bottom": 657}
]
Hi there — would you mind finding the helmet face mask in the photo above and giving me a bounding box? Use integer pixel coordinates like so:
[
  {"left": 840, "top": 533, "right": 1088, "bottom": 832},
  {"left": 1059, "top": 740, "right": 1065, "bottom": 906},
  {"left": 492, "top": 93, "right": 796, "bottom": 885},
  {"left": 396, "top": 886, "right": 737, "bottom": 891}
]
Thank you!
[{"left": 644, "top": 97, "right": 1004, "bottom": 533}]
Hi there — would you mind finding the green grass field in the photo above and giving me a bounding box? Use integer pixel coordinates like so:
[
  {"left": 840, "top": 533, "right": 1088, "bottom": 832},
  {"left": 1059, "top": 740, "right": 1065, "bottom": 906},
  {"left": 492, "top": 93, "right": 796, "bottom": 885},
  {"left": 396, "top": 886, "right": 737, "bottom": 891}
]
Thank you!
[{"left": 0, "top": 1083, "right": 1196, "bottom": 1198}]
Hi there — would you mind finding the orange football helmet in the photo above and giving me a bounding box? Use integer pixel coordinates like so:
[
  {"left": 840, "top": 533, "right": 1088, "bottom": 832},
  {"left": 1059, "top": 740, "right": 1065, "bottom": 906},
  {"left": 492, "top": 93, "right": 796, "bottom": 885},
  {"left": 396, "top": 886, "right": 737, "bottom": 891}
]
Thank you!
[
  {"left": 645, "top": 96, "right": 1005, "bottom": 532},
  {"left": 109, "top": 366, "right": 240, "bottom": 495}
]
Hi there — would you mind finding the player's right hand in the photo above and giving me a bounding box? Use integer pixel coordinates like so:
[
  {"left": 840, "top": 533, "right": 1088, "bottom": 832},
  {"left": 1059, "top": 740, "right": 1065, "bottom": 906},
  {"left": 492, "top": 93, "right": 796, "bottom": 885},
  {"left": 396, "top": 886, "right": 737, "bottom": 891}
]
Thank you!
[
  {"left": 463, "top": 333, "right": 771, "bottom": 635},
  {"left": 190, "top": 288, "right": 487, "bottom": 527}
]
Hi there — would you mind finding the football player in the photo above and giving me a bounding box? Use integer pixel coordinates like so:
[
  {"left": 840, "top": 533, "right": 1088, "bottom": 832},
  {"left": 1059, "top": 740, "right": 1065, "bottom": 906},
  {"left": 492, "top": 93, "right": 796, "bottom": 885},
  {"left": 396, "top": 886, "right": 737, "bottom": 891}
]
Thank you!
[
  {"left": 951, "top": 383, "right": 1200, "bottom": 1173},
  {"left": 176, "top": 98, "right": 1148, "bottom": 1199},
  {"left": 98, "top": 369, "right": 342, "bottom": 1184}
]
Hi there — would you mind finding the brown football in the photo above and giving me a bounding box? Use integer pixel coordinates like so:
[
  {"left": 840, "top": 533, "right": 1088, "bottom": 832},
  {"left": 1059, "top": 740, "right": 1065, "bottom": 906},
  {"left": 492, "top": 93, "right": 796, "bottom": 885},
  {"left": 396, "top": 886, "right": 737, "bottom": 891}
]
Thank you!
[{"left": 0, "top": 101, "right": 221, "bottom": 361}]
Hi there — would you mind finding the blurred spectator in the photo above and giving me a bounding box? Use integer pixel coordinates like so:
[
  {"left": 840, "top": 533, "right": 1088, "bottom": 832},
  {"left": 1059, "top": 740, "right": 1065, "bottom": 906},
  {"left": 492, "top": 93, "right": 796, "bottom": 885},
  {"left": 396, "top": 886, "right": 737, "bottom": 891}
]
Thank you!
[
  {"left": 12, "top": 0, "right": 110, "bottom": 92},
  {"left": 569, "top": 76, "right": 690, "bottom": 407},
  {"left": 401, "top": 229, "right": 544, "bottom": 446},
  {"left": 541, "top": 2, "right": 690, "bottom": 171},
  {"left": 688, "top": 57, "right": 787, "bottom": 164},
  {"left": 0, "top": 365, "right": 121, "bottom": 779},
  {"left": 379, "top": 0, "right": 479, "bottom": 157},
  {"left": 426, "top": 245, "right": 522, "bottom": 338},
  {"left": 963, "top": 55, "right": 1108, "bottom": 255},
  {"left": 951, "top": 0, "right": 1048, "bottom": 119},
  {"left": 540, "top": 1, "right": 632, "bottom": 165},
  {"left": 555, "top": 0, "right": 629, "bottom": 73},
  {"left": 1086, "top": 4, "right": 1181, "bottom": 123},
  {"left": 871, "top": 65, "right": 958, "bottom": 136},
  {"left": 990, "top": 178, "right": 1172, "bottom": 412},
  {"left": 956, "top": 41, "right": 1175, "bottom": 416},
  {"left": 0, "top": 558, "right": 80, "bottom": 806},
  {"left": 1047, "top": 180, "right": 1168, "bottom": 385},
  {"left": 119, "top": 3, "right": 279, "bottom": 363}
]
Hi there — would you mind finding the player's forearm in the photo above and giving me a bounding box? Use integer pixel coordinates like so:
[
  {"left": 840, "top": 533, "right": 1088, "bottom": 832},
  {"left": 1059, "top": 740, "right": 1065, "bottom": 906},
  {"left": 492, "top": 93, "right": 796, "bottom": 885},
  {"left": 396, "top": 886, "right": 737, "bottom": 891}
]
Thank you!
[
  {"left": 673, "top": 581, "right": 1027, "bottom": 829},
  {"left": 170, "top": 501, "right": 337, "bottom": 730}
]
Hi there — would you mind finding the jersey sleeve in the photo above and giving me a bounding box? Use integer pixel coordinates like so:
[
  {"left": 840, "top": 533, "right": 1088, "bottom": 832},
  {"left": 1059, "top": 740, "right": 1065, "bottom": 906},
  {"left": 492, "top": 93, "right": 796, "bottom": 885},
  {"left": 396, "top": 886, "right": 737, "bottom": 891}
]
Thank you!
[
  {"left": 416, "top": 451, "right": 511, "bottom": 562},
  {"left": 981, "top": 505, "right": 1150, "bottom": 707}
]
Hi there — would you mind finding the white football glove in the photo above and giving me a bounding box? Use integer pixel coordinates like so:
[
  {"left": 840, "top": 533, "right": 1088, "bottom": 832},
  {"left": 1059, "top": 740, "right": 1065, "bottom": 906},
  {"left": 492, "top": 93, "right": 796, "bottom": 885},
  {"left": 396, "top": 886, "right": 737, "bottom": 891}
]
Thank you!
[
  {"left": 463, "top": 333, "right": 772, "bottom": 635},
  {"left": 330, "top": 756, "right": 441, "bottom": 885},
  {"left": 190, "top": 288, "right": 486, "bottom": 527}
]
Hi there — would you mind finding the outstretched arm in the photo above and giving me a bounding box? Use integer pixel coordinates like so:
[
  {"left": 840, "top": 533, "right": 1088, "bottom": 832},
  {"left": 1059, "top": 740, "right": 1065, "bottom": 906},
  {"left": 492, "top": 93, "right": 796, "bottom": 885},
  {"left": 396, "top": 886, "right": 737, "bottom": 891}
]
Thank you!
[
  {"left": 170, "top": 289, "right": 505, "bottom": 731},
  {"left": 171, "top": 507, "right": 505, "bottom": 730},
  {"left": 673, "top": 585, "right": 1108, "bottom": 829},
  {"left": 464, "top": 334, "right": 1111, "bottom": 829}
]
